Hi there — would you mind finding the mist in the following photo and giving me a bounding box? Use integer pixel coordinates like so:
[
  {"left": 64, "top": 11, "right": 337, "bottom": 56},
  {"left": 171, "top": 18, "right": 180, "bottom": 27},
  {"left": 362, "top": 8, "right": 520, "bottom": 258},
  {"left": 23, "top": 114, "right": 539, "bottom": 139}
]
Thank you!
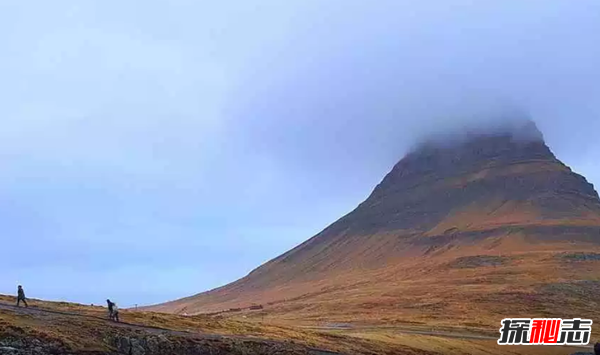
[{"left": 1, "top": 0, "right": 600, "bottom": 306}]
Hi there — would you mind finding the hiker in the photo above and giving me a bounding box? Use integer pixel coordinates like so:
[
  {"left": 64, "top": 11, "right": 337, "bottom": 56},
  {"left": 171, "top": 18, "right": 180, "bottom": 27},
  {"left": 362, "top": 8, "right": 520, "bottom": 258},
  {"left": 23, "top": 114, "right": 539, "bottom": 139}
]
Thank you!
[
  {"left": 16, "top": 285, "right": 28, "bottom": 307},
  {"left": 106, "top": 299, "right": 120, "bottom": 322},
  {"left": 106, "top": 299, "right": 115, "bottom": 319}
]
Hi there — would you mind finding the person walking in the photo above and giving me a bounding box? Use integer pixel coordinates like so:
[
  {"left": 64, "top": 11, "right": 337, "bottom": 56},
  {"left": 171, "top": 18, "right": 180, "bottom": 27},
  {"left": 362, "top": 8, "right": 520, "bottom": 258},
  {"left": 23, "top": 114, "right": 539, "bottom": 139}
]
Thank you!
[
  {"left": 106, "top": 299, "right": 114, "bottom": 319},
  {"left": 16, "top": 285, "right": 28, "bottom": 307}
]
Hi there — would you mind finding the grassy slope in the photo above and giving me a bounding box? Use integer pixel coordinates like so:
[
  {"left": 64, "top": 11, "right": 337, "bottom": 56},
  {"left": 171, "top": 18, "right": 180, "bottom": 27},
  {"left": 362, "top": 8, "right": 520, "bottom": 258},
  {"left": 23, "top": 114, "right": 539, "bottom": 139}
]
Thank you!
[
  {"left": 149, "top": 243, "right": 600, "bottom": 331},
  {"left": 0, "top": 295, "right": 436, "bottom": 355},
  {"left": 1, "top": 295, "right": 592, "bottom": 355}
]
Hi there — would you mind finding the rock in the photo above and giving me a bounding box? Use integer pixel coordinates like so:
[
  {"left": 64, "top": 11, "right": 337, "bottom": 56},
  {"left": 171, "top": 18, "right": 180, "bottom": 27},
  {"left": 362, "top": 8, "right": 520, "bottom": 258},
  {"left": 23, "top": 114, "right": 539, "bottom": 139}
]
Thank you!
[
  {"left": 129, "top": 338, "right": 146, "bottom": 355},
  {"left": 0, "top": 346, "right": 21, "bottom": 355}
]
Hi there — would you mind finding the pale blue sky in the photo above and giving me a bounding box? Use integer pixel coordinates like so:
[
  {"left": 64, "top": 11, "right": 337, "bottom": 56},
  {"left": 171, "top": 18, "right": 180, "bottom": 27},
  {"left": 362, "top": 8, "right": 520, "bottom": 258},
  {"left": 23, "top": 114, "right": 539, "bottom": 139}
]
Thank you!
[{"left": 1, "top": 1, "right": 600, "bottom": 307}]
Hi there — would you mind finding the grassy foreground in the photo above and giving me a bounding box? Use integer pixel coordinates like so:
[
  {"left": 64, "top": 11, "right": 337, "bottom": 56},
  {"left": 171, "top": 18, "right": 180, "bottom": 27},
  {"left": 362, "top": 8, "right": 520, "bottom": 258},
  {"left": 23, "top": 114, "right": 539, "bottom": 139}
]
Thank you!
[{"left": 0, "top": 295, "right": 593, "bottom": 354}]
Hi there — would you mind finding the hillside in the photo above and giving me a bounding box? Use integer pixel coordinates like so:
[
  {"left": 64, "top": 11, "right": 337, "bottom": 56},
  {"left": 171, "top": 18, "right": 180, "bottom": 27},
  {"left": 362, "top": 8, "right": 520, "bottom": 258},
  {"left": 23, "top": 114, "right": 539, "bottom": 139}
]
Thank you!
[
  {"left": 0, "top": 296, "right": 591, "bottom": 355},
  {"left": 0, "top": 295, "right": 438, "bottom": 355},
  {"left": 147, "top": 120, "right": 600, "bottom": 332}
]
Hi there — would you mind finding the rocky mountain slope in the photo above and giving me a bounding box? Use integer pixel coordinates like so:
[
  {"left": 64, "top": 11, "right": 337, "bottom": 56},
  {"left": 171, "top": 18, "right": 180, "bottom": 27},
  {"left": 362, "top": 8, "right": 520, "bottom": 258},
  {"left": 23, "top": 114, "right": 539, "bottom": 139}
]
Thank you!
[{"left": 147, "top": 120, "right": 600, "bottom": 330}]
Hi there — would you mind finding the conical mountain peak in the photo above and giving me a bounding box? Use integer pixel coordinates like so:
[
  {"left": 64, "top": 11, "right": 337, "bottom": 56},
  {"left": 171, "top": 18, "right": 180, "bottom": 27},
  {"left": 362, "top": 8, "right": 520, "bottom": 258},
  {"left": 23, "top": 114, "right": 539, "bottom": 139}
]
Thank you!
[{"left": 147, "top": 118, "right": 600, "bottom": 321}]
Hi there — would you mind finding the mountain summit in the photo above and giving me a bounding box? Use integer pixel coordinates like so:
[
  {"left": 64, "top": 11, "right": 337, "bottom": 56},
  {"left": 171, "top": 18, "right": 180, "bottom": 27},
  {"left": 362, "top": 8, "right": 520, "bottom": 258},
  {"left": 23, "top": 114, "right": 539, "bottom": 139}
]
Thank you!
[{"left": 147, "top": 120, "right": 600, "bottom": 327}]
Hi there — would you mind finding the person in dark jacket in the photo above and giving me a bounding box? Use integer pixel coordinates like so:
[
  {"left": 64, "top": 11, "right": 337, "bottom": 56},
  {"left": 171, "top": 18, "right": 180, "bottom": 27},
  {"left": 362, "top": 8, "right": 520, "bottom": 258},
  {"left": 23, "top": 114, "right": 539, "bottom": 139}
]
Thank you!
[
  {"left": 16, "top": 285, "right": 28, "bottom": 307},
  {"left": 106, "top": 299, "right": 114, "bottom": 319}
]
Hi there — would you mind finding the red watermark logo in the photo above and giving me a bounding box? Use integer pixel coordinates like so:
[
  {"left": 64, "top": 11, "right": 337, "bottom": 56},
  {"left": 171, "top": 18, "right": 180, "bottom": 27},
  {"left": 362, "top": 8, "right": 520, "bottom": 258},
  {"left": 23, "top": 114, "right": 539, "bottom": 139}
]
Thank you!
[{"left": 498, "top": 318, "right": 593, "bottom": 345}]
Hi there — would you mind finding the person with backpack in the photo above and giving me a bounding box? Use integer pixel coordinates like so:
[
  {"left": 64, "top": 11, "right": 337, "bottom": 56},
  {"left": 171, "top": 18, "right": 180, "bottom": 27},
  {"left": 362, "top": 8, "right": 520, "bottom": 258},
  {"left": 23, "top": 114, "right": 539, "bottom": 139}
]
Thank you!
[
  {"left": 106, "top": 299, "right": 120, "bottom": 322},
  {"left": 16, "top": 285, "right": 28, "bottom": 307}
]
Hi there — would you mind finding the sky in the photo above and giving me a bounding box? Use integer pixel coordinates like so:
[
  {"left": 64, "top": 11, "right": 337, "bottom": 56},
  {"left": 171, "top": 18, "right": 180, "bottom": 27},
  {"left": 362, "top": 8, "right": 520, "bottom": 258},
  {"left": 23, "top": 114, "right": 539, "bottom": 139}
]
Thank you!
[{"left": 1, "top": 0, "right": 600, "bottom": 307}]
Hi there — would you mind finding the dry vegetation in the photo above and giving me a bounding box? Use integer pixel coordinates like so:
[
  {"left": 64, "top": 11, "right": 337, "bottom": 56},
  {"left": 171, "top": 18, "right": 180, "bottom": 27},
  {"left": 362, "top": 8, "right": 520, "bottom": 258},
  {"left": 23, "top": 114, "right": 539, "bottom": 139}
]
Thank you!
[
  {"left": 1, "top": 295, "right": 593, "bottom": 355},
  {"left": 0, "top": 296, "right": 436, "bottom": 354},
  {"left": 159, "top": 244, "right": 600, "bottom": 330}
]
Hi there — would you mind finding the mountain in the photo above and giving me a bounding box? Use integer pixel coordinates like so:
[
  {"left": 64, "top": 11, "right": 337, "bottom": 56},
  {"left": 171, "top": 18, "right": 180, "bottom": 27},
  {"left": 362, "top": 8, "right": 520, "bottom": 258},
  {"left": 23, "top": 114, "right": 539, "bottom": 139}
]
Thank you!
[{"left": 146, "top": 119, "right": 600, "bottom": 328}]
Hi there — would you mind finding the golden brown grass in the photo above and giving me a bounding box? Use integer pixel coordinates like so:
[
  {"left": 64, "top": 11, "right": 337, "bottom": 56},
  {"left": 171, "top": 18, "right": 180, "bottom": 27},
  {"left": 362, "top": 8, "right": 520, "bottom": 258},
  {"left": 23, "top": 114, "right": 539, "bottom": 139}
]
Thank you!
[
  {"left": 343, "top": 330, "right": 589, "bottom": 355},
  {"left": 3, "top": 286, "right": 598, "bottom": 355},
  {"left": 168, "top": 247, "right": 600, "bottom": 323},
  {"left": 0, "top": 296, "right": 439, "bottom": 354}
]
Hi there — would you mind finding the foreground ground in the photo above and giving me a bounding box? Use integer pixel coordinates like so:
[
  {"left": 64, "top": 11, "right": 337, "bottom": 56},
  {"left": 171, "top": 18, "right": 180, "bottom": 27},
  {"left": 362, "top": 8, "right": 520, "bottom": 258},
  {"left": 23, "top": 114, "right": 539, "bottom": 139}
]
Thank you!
[{"left": 0, "top": 296, "right": 594, "bottom": 355}]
